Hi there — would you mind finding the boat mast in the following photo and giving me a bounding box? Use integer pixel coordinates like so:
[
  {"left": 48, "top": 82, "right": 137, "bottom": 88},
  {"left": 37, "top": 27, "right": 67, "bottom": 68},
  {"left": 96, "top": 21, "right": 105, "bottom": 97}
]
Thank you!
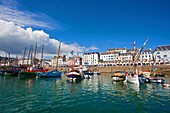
[
  {"left": 134, "top": 38, "right": 149, "bottom": 74},
  {"left": 56, "top": 40, "right": 61, "bottom": 69},
  {"left": 40, "top": 44, "right": 44, "bottom": 67},
  {"left": 30, "top": 45, "right": 34, "bottom": 66},
  {"left": 33, "top": 42, "right": 37, "bottom": 66},
  {"left": 27, "top": 45, "right": 32, "bottom": 66},
  {"left": 15, "top": 55, "right": 18, "bottom": 66},
  {"left": 4, "top": 54, "right": 7, "bottom": 66},
  {"left": 22, "top": 47, "right": 26, "bottom": 65},
  {"left": 8, "top": 52, "right": 10, "bottom": 66}
]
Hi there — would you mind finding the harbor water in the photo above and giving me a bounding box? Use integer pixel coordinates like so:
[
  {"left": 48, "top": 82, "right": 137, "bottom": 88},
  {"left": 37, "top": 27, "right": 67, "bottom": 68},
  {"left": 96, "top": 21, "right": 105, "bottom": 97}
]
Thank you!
[{"left": 0, "top": 73, "right": 170, "bottom": 113}]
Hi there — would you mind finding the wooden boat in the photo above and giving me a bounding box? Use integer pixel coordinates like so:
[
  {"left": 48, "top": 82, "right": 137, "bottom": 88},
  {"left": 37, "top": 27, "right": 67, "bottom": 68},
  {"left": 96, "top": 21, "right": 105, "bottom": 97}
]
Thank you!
[
  {"left": 111, "top": 71, "right": 126, "bottom": 81},
  {"left": 18, "top": 67, "right": 47, "bottom": 79},
  {"left": 36, "top": 69, "right": 63, "bottom": 78}
]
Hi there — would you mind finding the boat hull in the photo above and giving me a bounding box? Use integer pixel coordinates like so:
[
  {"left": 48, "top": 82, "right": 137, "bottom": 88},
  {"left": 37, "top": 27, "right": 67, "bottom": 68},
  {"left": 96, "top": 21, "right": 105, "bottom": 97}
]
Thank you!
[
  {"left": 37, "top": 70, "right": 63, "bottom": 78},
  {"left": 126, "top": 75, "right": 139, "bottom": 85},
  {"left": 111, "top": 76, "right": 125, "bottom": 81},
  {"left": 67, "top": 72, "right": 82, "bottom": 80}
]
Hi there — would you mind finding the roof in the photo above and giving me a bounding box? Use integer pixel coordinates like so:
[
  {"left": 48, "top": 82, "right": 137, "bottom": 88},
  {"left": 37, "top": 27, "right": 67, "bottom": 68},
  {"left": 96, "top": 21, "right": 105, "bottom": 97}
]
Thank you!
[
  {"left": 83, "top": 52, "right": 99, "bottom": 55},
  {"left": 107, "top": 48, "right": 126, "bottom": 51},
  {"left": 143, "top": 49, "right": 152, "bottom": 52},
  {"left": 155, "top": 45, "right": 170, "bottom": 51}
]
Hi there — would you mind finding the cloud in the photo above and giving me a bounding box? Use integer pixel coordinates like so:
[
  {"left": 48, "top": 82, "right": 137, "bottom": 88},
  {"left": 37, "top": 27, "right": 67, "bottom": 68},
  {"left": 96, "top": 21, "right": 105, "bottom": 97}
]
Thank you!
[
  {"left": 0, "top": 20, "right": 98, "bottom": 58},
  {"left": 0, "top": 0, "right": 59, "bottom": 29}
]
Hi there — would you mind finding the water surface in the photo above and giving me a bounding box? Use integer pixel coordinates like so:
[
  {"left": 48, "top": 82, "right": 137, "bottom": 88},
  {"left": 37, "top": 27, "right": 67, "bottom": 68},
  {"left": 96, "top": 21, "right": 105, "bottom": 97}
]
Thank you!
[{"left": 0, "top": 73, "right": 170, "bottom": 113}]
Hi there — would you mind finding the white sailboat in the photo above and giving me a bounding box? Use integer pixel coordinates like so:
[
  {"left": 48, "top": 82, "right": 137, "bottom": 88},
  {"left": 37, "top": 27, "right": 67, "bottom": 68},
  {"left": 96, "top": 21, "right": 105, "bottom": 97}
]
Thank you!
[{"left": 125, "top": 38, "right": 149, "bottom": 86}]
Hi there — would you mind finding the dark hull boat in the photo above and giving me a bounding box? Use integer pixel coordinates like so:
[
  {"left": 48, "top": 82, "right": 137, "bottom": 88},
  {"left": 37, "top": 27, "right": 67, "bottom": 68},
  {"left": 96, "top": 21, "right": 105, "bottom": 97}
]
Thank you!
[
  {"left": 154, "top": 73, "right": 165, "bottom": 77},
  {"left": 1, "top": 70, "right": 19, "bottom": 77},
  {"left": 139, "top": 77, "right": 164, "bottom": 84}
]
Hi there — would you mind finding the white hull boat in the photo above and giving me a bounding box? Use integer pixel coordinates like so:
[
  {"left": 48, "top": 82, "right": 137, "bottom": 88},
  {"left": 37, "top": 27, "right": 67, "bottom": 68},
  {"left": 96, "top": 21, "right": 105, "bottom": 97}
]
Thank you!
[{"left": 125, "top": 74, "right": 139, "bottom": 85}]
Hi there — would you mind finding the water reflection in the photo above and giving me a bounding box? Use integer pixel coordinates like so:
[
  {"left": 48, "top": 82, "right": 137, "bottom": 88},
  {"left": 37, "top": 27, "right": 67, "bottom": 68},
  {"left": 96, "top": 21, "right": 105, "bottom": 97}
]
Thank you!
[{"left": 0, "top": 73, "right": 170, "bottom": 113}]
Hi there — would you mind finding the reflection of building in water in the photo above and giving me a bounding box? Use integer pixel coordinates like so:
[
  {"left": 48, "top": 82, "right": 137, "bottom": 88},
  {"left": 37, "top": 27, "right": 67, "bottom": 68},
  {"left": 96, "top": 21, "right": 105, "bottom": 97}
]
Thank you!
[{"left": 81, "top": 76, "right": 99, "bottom": 92}]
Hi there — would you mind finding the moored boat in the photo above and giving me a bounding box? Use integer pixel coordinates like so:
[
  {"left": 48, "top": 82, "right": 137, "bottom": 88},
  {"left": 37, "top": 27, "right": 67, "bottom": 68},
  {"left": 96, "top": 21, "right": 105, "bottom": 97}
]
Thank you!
[
  {"left": 147, "top": 78, "right": 164, "bottom": 84},
  {"left": 37, "top": 69, "right": 63, "bottom": 78},
  {"left": 125, "top": 73, "right": 139, "bottom": 85},
  {"left": 154, "top": 73, "right": 165, "bottom": 77},
  {"left": 111, "top": 71, "right": 126, "bottom": 81},
  {"left": 66, "top": 68, "right": 82, "bottom": 80}
]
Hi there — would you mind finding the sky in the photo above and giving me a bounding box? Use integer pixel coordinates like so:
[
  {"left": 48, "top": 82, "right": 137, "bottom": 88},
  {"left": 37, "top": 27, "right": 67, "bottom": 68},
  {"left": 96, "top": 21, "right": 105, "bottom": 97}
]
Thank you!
[{"left": 0, "top": 0, "right": 170, "bottom": 58}]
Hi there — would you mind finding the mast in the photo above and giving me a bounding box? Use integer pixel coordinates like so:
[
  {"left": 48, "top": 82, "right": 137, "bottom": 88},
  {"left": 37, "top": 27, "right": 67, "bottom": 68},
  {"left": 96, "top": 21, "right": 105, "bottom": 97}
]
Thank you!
[
  {"left": 4, "top": 54, "right": 7, "bottom": 66},
  {"left": 22, "top": 47, "right": 26, "bottom": 65},
  {"left": 40, "top": 44, "right": 44, "bottom": 67},
  {"left": 30, "top": 45, "right": 34, "bottom": 66},
  {"left": 132, "top": 38, "right": 149, "bottom": 74},
  {"left": 27, "top": 45, "right": 32, "bottom": 66},
  {"left": 15, "top": 55, "right": 18, "bottom": 66},
  {"left": 56, "top": 40, "right": 61, "bottom": 68},
  {"left": 8, "top": 52, "right": 10, "bottom": 66},
  {"left": 33, "top": 42, "right": 37, "bottom": 66}
]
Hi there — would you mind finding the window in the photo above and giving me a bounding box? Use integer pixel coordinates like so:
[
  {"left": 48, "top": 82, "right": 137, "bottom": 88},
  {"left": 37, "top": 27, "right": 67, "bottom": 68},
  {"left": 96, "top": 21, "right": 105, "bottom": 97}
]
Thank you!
[{"left": 164, "top": 55, "right": 167, "bottom": 57}]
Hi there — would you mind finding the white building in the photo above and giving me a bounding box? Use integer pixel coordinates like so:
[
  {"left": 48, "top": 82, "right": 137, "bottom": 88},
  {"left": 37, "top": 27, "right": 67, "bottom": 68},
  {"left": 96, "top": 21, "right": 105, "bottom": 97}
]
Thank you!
[
  {"left": 140, "top": 49, "right": 153, "bottom": 64},
  {"left": 154, "top": 45, "right": 170, "bottom": 64},
  {"left": 100, "top": 52, "right": 119, "bottom": 62},
  {"left": 119, "top": 52, "right": 133, "bottom": 62},
  {"left": 82, "top": 52, "right": 99, "bottom": 66}
]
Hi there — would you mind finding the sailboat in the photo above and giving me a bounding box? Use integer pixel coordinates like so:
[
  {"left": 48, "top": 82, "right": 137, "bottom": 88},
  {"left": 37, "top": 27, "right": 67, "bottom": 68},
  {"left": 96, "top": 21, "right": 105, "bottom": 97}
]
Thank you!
[
  {"left": 125, "top": 38, "right": 149, "bottom": 85},
  {"left": 66, "top": 51, "right": 82, "bottom": 80},
  {"left": 37, "top": 41, "right": 63, "bottom": 78}
]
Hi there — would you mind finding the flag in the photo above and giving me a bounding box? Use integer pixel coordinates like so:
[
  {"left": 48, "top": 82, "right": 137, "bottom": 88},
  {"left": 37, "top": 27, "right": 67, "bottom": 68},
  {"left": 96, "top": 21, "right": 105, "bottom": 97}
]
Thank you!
[
  {"left": 133, "top": 41, "right": 136, "bottom": 46},
  {"left": 70, "top": 50, "right": 74, "bottom": 55}
]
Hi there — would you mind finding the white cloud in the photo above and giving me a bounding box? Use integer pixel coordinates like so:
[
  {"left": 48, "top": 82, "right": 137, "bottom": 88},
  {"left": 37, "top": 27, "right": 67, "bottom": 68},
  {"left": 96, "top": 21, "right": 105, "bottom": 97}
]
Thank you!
[
  {"left": 0, "top": 20, "right": 98, "bottom": 58},
  {"left": 0, "top": 0, "right": 58, "bottom": 29}
]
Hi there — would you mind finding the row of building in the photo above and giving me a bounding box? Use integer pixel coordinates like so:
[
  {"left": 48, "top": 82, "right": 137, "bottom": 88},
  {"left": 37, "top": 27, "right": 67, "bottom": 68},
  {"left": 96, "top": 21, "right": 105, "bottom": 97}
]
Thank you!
[
  {"left": 0, "top": 45, "right": 170, "bottom": 67},
  {"left": 53, "top": 45, "right": 170, "bottom": 67}
]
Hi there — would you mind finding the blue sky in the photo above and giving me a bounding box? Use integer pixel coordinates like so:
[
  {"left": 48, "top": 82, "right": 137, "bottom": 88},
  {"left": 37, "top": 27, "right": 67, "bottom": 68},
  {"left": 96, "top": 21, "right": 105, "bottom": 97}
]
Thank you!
[{"left": 0, "top": 0, "right": 170, "bottom": 57}]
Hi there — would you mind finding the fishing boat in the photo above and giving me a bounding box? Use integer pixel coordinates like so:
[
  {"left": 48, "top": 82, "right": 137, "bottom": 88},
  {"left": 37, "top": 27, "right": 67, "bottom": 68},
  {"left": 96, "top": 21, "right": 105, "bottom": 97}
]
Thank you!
[
  {"left": 36, "top": 69, "right": 63, "bottom": 78},
  {"left": 111, "top": 71, "right": 126, "bottom": 81}
]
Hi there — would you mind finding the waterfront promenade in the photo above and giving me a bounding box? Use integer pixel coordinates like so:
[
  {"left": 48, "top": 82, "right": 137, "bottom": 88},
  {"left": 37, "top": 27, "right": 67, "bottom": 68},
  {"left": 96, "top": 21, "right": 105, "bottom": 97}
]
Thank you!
[{"left": 57, "top": 64, "right": 170, "bottom": 75}]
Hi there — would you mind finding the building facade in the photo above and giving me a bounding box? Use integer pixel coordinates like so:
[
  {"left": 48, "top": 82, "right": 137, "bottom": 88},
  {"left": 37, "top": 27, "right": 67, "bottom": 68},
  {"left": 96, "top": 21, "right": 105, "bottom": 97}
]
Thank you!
[
  {"left": 82, "top": 52, "right": 99, "bottom": 66},
  {"left": 154, "top": 45, "right": 170, "bottom": 64}
]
